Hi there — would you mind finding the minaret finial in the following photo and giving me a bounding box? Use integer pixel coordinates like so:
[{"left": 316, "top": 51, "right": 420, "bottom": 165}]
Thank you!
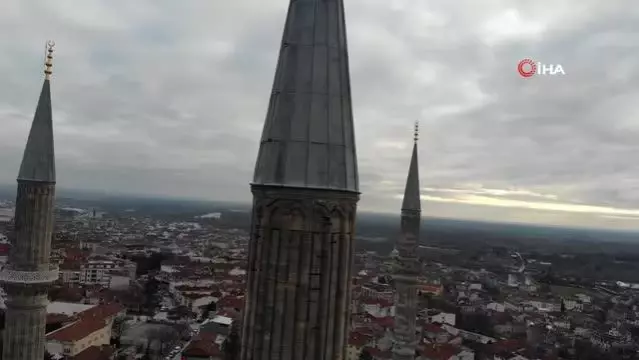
[
  {"left": 413, "top": 121, "right": 419, "bottom": 143},
  {"left": 44, "top": 40, "right": 55, "bottom": 80}
]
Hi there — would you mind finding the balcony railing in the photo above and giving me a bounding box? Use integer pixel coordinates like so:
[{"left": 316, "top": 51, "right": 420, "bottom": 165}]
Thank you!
[{"left": 0, "top": 265, "right": 59, "bottom": 284}]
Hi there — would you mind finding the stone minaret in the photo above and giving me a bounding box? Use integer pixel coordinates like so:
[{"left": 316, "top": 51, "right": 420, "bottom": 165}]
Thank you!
[
  {"left": 392, "top": 123, "right": 421, "bottom": 360},
  {"left": 240, "top": 0, "right": 359, "bottom": 358},
  {"left": 0, "top": 41, "right": 59, "bottom": 360}
]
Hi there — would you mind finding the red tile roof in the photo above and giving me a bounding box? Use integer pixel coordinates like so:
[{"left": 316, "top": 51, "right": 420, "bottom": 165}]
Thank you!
[
  {"left": 47, "top": 318, "right": 107, "bottom": 342},
  {"left": 423, "top": 323, "right": 446, "bottom": 334},
  {"left": 46, "top": 313, "right": 72, "bottom": 325},
  {"left": 420, "top": 285, "right": 443, "bottom": 294},
  {"left": 217, "top": 296, "right": 244, "bottom": 310},
  {"left": 216, "top": 309, "right": 239, "bottom": 320},
  {"left": 194, "top": 332, "right": 218, "bottom": 342},
  {"left": 71, "top": 345, "right": 114, "bottom": 360},
  {"left": 420, "top": 344, "right": 462, "bottom": 360},
  {"left": 364, "top": 346, "right": 392, "bottom": 360},
  {"left": 182, "top": 339, "right": 222, "bottom": 357},
  {"left": 361, "top": 297, "right": 393, "bottom": 308},
  {"left": 348, "top": 332, "right": 373, "bottom": 348},
  {"left": 488, "top": 339, "right": 526, "bottom": 354},
  {"left": 374, "top": 316, "right": 394, "bottom": 328},
  {"left": 79, "top": 302, "right": 124, "bottom": 321}
]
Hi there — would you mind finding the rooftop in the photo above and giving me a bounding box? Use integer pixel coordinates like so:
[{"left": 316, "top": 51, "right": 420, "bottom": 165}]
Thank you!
[
  {"left": 47, "top": 318, "right": 107, "bottom": 342},
  {"left": 211, "top": 315, "right": 233, "bottom": 326},
  {"left": 47, "top": 302, "right": 95, "bottom": 316}
]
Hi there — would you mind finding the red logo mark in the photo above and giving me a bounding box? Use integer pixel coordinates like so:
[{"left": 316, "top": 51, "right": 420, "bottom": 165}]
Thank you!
[{"left": 517, "top": 59, "right": 536, "bottom": 78}]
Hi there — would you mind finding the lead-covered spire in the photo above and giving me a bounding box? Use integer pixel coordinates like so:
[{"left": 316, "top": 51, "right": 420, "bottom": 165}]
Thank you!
[
  {"left": 401, "top": 122, "right": 421, "bottom": 211},
  {"left": 252, "top": 0, "right": 359, "bottom": 192},
  {"left": 17, "top": 41, "right": 56, "bottom": 183}
]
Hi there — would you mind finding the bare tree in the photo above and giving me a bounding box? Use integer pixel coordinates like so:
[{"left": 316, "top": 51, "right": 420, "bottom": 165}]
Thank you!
[
  {"left": 111, "top": 317, "right": 129, "bottom": 349},
  {"left": 146, "top": 326, "right": 177, "bottom": 356},
  {"left": 173, "top": 322, "right": 191, "bottom": 341},
  {"left": 157, "top": 327, "right": 177, "bottom": 354},
  {"left": 145, "top": 328, "right": 163, "bottom": 356}
]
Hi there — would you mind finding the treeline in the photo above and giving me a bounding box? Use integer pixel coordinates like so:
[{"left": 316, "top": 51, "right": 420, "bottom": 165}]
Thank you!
[{"left": 124, "top": 252, "right": 168, "bottom": 276}]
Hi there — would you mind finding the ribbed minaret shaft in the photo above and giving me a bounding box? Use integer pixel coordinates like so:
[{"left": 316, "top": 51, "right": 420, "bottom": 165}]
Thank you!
[
  {"left": 392, "top": 124, "right": 421, "bottom": 360},
  {"left": 0, "top": 42, "right": 59, "bottom": 360},
  {"left": 241, "top": 0, "right": 359, "bottom": 359}
]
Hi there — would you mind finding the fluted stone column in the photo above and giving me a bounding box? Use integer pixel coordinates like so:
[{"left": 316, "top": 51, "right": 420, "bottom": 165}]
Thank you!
[
  {"left": 2, "top": 288, "right": 49, "bottom": 360},
  {"left": 1, "top": 183, "right": 58, "bottom": 360},
  {"left": 241, "top": 186, "right": 357, "bottom": 360},
  {"left": 392, "top": 210, "right": 420, "bottom": 360}
]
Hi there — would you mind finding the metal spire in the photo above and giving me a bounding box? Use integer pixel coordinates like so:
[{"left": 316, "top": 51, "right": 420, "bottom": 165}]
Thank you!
[
  {"left": 401, "top": 122, "right": 421, "bottom": 211},
  {"left": 252, "top": 0, "right": 359, "bottom": 193},
  {"left": 17, "top": 41, "right": 56, "bottom": 183}
]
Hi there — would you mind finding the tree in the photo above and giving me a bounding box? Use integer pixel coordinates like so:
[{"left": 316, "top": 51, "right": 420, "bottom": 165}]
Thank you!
[
  {"left": 158, "top": 327, "right": 176, "bottom": 354},
  {"left": 359, "top": 349, "right": 373, "bottom": 360},
  {"left": 201, "top": 300, "right": 217, "bottom": 320},
  {"left": 146, "top": 327, "right": 176, "bottom": 355},
  {"left": 140, "top": 340, "right": 152, "bottom": 360},
  {"left": 174, "top": 305, "right": 193, "bottom": 319},
  {"left": 173, "top": 322, "right": 192, "bottom": 341},
  {"left": 143, "top": 277, "right": 161, "bottom": 314},
  {"left": 222, "top": 326, "right": 240, "bottom": 360},
  {"left": 111, "top": 316, "right": 128, "bottom": 345}
]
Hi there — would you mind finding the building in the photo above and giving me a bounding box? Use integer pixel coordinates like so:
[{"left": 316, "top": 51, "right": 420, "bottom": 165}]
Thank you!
[
  {"left": 46, "top": 318, "right": 112, "bottom": 356},
  {"left": 46, "top": 303, "right": 125, "bottom": 357},
  {"left": 58, "top": 256, "right": 135, "bottom": 288},
  {"left": 0, "top": 42, "right": 60, "bottom": 360},
  {"left": 361, "top": 283, "right": 394, "bottom": 303},
  {"left": 79, "top": 258, "right": 116, "bottom": 287},
  {"left": 181, "top": 334, "right": 223, "bottom": 360},
  {"left": 393, "top": 125, "right": 422, "bottom": 360},
  {"left": 0, "top": 209, "right": 14, "bottom": 223},
  {"left": 239, "top": 0, "right": 359, "bottom": 358}
]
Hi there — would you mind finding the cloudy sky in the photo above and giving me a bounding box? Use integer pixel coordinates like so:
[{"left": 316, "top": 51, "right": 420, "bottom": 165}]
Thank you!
[{"left": 1, "top": 0, "right": 638, "bottom": 229}]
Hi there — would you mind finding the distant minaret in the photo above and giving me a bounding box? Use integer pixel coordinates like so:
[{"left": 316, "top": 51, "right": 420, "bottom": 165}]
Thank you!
[
  {"left": 240, "top": 0, "right": 359, "bottom": 358},
  {"left": 392, "top": 122, "right": 421, "bottom": 360},
  {"left": 0, "top": 41, "right": 59, "bottom": 360}
]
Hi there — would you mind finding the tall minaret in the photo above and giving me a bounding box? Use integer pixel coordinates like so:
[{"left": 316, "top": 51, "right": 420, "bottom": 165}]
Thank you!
[
  {"left": 392, "top": 123, "right": 421, "bottom": 360},
  {"left": 240, "top": 0, "right": 359, "bottom": 358},
  {"left": 0, "top": 41, "right": 59, "bottom": 360}
]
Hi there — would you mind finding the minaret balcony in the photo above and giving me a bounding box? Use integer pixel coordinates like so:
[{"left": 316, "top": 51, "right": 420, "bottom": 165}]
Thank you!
[{"left": 0, "top": 264, "right": 59, "bottom": 284}]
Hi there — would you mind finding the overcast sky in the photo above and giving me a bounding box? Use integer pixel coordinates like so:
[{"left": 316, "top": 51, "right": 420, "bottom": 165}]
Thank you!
[{"left": 1, "top": 0, "right": 638, "bottom": 229}]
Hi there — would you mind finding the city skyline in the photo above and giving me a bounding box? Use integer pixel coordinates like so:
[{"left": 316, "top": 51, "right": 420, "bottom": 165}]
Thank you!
[{"left": 1, "top": 0, "right": 639, "bottom": 230}]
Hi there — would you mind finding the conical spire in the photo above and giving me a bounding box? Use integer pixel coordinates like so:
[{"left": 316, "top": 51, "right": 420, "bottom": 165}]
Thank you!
[
  {"left": 17, "top": 41, "right": 56, "bottom": 183},
  {"left": 401, "top": 122, "right": 420, "bottom": 211},
  {"left": 252, "top": 0, "right": 359, "bottom": 192}
]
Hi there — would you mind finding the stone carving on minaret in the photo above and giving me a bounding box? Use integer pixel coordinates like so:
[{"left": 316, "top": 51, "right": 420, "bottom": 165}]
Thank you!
[
  {"left": 0, "top": 41, "right": 59, "bottom": 360},
  {"left": 240, "top": 0, "right": 359, "bottom": 359},
  {"left": 392, "top": 123, "right": 422, "bottom": 360}
]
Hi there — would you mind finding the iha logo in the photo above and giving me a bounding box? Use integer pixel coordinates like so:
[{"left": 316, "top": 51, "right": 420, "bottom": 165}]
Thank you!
[{"left": 517, "top": 58, "right": 565, "bottom": 78}]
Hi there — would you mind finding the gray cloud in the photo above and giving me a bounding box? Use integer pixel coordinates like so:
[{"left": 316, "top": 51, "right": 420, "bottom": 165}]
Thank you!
[{"left": 1, "top": 0, "right": 638, "bottom": 229}]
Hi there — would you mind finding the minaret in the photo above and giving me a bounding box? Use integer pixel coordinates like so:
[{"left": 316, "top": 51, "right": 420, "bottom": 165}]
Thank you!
[
  {"left": 0, "top": 41, "right": 59, "bottom": 360},
  {"left": 392, "top": 122, "right": 421, "bottom": 360},
  {"left": 240, "top": 0, "right": 359, "bottom": 358}
]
